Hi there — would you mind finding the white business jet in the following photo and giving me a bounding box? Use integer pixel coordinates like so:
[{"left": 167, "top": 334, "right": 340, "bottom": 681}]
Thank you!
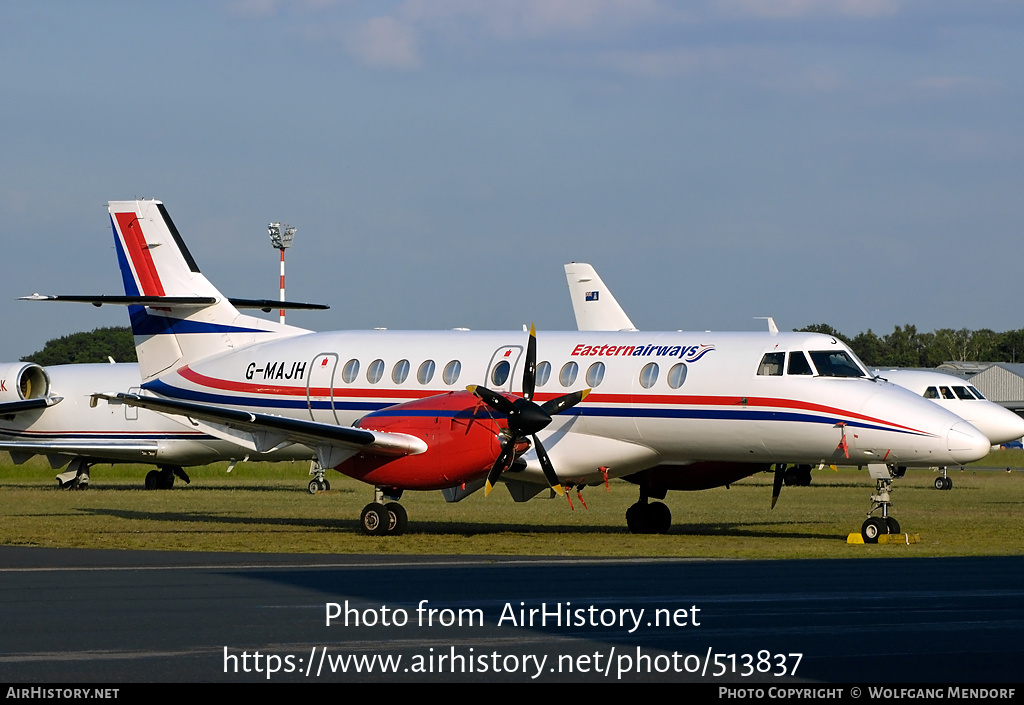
[
  {"left": 31, "top": 201, "right": 990, "bottom": 542},
  {"left": 870, "top": 368, "right": 1024, "bottom": 489}
]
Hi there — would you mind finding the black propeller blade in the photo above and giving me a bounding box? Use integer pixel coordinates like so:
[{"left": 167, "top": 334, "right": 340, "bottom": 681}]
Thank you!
[{"left": 468, "top": 324, "right": 589, "bottom": 497}]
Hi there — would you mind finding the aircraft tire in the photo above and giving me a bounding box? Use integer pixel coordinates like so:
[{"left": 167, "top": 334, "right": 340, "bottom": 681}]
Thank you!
[
  {"left": 649, "top": 502, "right": 672, "bottom": 534},
  {"left": 944, "top": 477, "right": 953, "bottom": 490},
  {"left": 145, "top": 470, "right": 160, "bottom": 491},
  {"left": 385, "top": 503, "right": 408, "bottom": 536},
  {"left": 934, "top": 477, "right": 945, "bottom": 490},
  {"left": 625, "top": 503, "right": 647, "bottom": 534},
  {"left": 322, "top": 479, "right": 330, "bottom": 491},
  {"left": 308, "top": 479, "right": 320, "bottom": 494},
  {"left": 861, "top": 517, "right": 886, "bottom": 543},
  {"left": 360, "top": 503, "right": 390, "bottom": 536},
  {"left": 885, "top": 516, "right": 901, "bottom": 535}
]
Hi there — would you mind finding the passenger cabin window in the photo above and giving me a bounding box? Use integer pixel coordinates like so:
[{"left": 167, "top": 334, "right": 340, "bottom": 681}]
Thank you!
[
  {"left": 341, "top": 358, "right": 359, "bottom": 384},
  {"left": 367, "top": 359, "right": 384, "bottom": 384},
  {"left": 924, "top": 387, "right": 939, "bottom": 399},
  {"left": 392, "top": 359, "right": 410, "bottom": 384},
  {"left": 808, "top": 351, "right": 865, "bottom": 378},
  {"left": 442, "top": 360, "right": 461, "bottom": 385},
  {"left": 491, "top": 360, "right": 510, "bottom": 386},
  {"left": 787, "top": 351, "right": 813, "bottom": 375},
  {"left": 667, "top": 363, "right": 687, "bottom": 389},
  {"left": 639, "top": 362, "right": 659, "bottom": 389},
  {"left": 417, "top": 360, "right": 435, "bottom": 385},
  {"left": 536, "top": 361, "right": 551, "bottom": 387},
  {"left": 559, "top": 361, "right": 579, "bottom": 387},
  {"left": 586, "top": 362, "right": 605, "bottom": 387},
  {"left": 758, "top": 352, "right": 784, "bottom": 376}
]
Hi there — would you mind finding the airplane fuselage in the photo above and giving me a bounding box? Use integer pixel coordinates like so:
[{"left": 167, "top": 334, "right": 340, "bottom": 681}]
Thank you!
[{"left": 142, "top": 329, "right": 990, "bottom": 487}]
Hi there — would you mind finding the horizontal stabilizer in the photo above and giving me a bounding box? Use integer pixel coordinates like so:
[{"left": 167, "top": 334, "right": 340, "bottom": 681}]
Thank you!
[
  {"left": 0, "top": 396, "right": 63, "bottom": 416},
  {"left": 21, "top": 294, "right": 329, "bottom": 311}
]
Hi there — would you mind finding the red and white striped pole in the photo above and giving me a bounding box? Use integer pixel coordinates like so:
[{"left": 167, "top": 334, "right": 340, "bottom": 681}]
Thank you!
[
  {"left": 279, "top": 247, "right": 286, "bottom": 324},
  {"left": 268, "top": 222, "right": 296, "bottom": 325}
]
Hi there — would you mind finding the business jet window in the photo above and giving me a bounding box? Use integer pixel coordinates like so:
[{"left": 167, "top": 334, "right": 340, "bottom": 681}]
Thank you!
[
  {"left": 787, "top": 351, "right": 813, "bottom": 375},
  {"left": 392, "top": 359, "right": 410, "bottom": 384},
  {"left": 924, "top": 387, "right": 939, "bottom": 399},
  {"left": 443, "top": 360, "right": 461, "bottom": 385},
  {"left": 969, "top": 386, "right": 986, "bottom": 399},
  {"left": 639, "top": 362, "right": 659, "bottom": 389},
  {"left": 341, "top": 358, "right": 359, "bottom": 384},
  {"left": 940, "top": 386, "right": 956, "bottom": 400},
  {"left": 808, "top": 351, "right": 865, "bottom": 378},
  {"left": 536, "top": 361, "right": 551, "bottom": 387},
  {"left": 952, "top": 386, "right": 975, "bottom": 400},
  {"left": 757, "top": 352, "right": 784, "bottom": 376},
  {"left": 668, "top": 363, "right": 687, "bottom": 389},
  {"left": 417, "top": 360, "right": 435, "bottom": 385},
  {"left": 491, "top": 360, "right": 511, "bottom": 386},
  {"left": 367, "top": 359, "right": 385, "bottom": 384},
  {"left": 586, "top": 362, "right": 606, "bottom": 387},
  {"left": 559, "top": 361, "right": 579, "bottom": 387}
]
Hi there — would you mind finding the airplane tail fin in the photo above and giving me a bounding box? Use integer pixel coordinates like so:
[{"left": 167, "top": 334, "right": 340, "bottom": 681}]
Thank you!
[
  {"left": 564, "top": 263, "right": 637, "bottom": 332},
  {"left": 108, "top": 200, "right": 304, "bottom": 382}
]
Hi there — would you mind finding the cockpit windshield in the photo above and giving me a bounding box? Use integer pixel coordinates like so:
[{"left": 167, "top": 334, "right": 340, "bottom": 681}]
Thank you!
[{"left": 808, "top": 350, "right": 868, "bottom": 378}]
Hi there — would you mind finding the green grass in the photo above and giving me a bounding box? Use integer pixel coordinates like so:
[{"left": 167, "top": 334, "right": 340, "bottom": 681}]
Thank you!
[{"left": 2, "top": 452, "right": 1023, "bottom": 558}]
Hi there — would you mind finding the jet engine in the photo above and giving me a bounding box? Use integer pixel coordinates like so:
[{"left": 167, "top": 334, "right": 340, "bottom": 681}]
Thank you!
[{"left": 0, "top": 363, "right": 51, "bottom": 403}]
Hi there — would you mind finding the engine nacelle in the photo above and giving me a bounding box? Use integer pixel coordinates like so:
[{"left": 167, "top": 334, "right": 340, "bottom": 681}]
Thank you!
[
  {"left": 0, "top": 363, "right": 51, "bottom": 403},
  {"left": 333, "top": 391, "right": 505, "bottom": 490}
]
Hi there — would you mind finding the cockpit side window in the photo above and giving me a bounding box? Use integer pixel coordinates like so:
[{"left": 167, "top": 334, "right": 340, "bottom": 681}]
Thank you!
[
  {"left": 952, "top": 386, "right": 975, "bottom": 400},
  {"left": 787, "top": 351, "right": 813, "bottom": 375},
  {"left": 940, "top": 387, "right": 956, "bottom": 400},
  {"left": 923, "top": 387, "right": 939, "bottom": 399},
  {"left": 758, "top": 352, "right": 784, "bottom": 376},
  {"left": 808, "top": 351, "right": 866, "bottom": 378},
  {"left": 969, "top": 386, "right": 986, "bottom": 400}
]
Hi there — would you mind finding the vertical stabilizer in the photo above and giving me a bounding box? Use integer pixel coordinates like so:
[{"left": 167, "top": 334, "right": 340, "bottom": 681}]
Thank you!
[
  {"left": 564, "top": 263, "right": 637, "bottom": 332},
  {"left": 108, "top": 200, "right": 305, "bottom": 382}
]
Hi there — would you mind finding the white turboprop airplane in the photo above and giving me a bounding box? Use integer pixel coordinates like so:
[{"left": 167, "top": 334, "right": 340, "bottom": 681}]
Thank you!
[
  {"left": 0, "top": 361, "right": 317, "bottom": 489},
  {"left": 563, "top": 262, "right": 1024, "bottom": 488},
  {"left": 31, "top": 200, "right": 991, "bottom": 542}
]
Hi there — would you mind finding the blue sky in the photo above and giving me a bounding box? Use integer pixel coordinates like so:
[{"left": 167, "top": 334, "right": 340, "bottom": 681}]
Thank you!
[{"left": 2, "top": 1, "right": 1022, "bottom": 361}]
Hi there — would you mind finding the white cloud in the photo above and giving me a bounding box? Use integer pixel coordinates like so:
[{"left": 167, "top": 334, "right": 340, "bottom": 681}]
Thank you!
[
  {"left": 345, "top": 15, "right": 421, "bottom": 69},
  {"left": 715, "top": 0, "right": 899, "bottom": 19}
]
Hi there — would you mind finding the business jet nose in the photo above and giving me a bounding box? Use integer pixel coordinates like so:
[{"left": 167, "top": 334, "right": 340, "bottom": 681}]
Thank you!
[
  {"left": 976, "top": 409, "right": 1024, "bottom": 447},
  {"left": 947, "top": 421, "right": 992, "bottom": 464}
]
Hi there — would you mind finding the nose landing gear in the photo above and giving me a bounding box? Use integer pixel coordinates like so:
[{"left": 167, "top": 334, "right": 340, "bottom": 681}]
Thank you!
[{"left": 861, "top": 463, "right": 905, "bottom": 543}]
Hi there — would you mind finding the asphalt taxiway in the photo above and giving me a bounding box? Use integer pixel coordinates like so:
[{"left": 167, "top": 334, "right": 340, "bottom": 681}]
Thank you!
[{"left": 1, "top": 548, "right": 1021, "bottom": 682}]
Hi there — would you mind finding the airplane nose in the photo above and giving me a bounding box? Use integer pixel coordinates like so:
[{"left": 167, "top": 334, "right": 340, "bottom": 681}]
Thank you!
[
  {"left": 947, "top": 421, "right": 992, "bottom": 464},
  {"left": 983, "top": 410, "right": 1024, "bottom": 447}
]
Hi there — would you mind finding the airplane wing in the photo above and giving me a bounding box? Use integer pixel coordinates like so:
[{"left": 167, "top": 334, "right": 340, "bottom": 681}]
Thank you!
[
  {"left": 93, "top": 392, "right": 428, "bottom": 469},
  {"left": 0, "top": 397, "right": 63, "bottom": 416}
]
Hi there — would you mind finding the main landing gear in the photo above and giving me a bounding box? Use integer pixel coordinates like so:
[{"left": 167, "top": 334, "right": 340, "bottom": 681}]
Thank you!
[
  {"left": 626, "top": 483, "right": 672, "bottom": 534},
  {"left": 934, "top": 467, "right": 954, "bottom": 490},
  {"left": 360, "top": 488, "right": 408, "bottom": 536},
  {"left": 861, "top": 463, "right": 905, "bottom": 543},
  {"left": 55, "top": 458, "right": 92, "bottom": 490},
  {"left": 144, "top": 465, "right": 191, "bottom": 490},
  {"left": 307, "top": 461, "right": 331, "bottom": 494}
]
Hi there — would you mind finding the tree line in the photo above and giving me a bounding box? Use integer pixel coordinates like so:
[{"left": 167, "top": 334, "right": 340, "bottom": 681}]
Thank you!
[
  {"left": 17, "top": 324, "right": 1024, "bottom": 369},
  {"left": 798, "top": 324, "right": 1024, "bottom": 368}
]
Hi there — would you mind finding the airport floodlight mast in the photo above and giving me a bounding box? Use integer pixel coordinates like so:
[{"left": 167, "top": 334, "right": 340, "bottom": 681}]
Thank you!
[{"left": 268, "top": 222, "right": 296, "bottom": 324}]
